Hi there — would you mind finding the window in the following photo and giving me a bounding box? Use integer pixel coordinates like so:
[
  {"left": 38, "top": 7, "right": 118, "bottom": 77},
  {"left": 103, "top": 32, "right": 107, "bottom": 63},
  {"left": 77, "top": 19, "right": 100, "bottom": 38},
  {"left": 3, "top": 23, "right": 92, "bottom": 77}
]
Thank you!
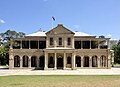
[
  {"left": 67, "top": 56, "right": 71, "bottom": 64},
  {"left": 50, "top": 38, "right": 53, "bottom": 45},
  {"left": 39, "top": 41, "right": 46, "bottom": 49},
  {"left": 68, "top": 38, "right": 71, "bottom": 45},
  {"left": 50, "top": 56, "right": 54, "bottom": 64},
  {"left": 59, "top": 38, "right": 62, "bottom": 46}
]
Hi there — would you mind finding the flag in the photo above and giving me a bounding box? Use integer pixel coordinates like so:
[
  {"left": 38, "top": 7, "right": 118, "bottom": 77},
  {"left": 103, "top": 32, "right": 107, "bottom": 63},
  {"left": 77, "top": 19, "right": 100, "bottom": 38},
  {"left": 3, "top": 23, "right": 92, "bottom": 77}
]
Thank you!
[{"left": 52, "top": 16, "right": 55, "bottom": 21}]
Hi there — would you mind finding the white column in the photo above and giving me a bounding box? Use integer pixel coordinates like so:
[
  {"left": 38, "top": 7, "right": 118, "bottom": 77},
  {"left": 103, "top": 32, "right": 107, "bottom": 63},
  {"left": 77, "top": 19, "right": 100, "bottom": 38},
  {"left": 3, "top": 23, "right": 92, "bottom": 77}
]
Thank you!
[
  {"left": 72, "top": 36, "right": 74, "bottom": 48},
  {"left": 98, "top": 57, "right": 100, "bottom": 68},
  {"left": 81, "top": 40, "right": 83, "bottom": 49},
  {"left": 28, "top": 56, "right": 31, "bottom": 68},
  {"left": 106, "top": 53, "right": 111, "bottom": 68},
  {"left": 81, "top": 56, "right": 83, "bottom": 68},
  {"left": 72, "top": 53, "right": 75, "bottom": 70},
  {"left": 63, "top": 53, "right": 66, "bottom": 69},
  {"left": 90, "top": 40, "right": 91, "bottom": 49},
  {"left": 45, "top": 52, "right": 48, "bottom": 69},
  {"left": 107, "top": 39, "right": 110, "bottom": 49},
  {"left": 9, "top": 54, "right": 14, "bottom": 69},
  {"left": 38, "top": 40, "right": 39, "bottom": 49},
  {"left": 54, "top": 53, "right": 57, "bottom": 69},
  {"left": 89, "top": 56, "right": 92, "bottom": 68},
  {"left": 20, "top": 56, "right": 23, "bottom": 68},
  {"left": 20, "top": 40, "right": 22, "bottom": 49},
  {"left": 29, "top": 40, "right": 31, "bottom": 49},
  {"left": 98, "top": 40, "right": 100, "bottom": 49}
]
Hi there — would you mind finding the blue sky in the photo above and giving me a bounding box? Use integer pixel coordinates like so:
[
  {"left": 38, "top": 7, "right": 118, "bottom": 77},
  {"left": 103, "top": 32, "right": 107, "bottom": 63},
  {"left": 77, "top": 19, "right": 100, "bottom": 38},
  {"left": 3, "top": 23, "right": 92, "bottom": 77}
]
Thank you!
[{"left": 0, "top": 0, "right": 120, "bottom": 39}]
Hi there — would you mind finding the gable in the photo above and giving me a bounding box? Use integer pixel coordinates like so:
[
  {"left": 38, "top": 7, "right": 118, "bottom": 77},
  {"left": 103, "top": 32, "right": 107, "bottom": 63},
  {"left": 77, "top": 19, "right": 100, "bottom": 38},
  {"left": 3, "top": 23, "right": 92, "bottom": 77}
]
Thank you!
[{"left": 46, "top": 24, "right": 75, "bottom": 35}]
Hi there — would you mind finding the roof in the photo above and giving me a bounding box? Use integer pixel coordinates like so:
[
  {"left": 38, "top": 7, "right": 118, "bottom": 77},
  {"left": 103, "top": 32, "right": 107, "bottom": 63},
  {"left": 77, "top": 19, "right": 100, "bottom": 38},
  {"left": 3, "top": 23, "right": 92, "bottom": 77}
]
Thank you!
[
  {"left": 46, "top": 24, "right": 75, "bottom": 35},
  {"left": 74, "top": 31, "right": 94, "bottom": 37},
  {"left": 26, "top": 24, "right": 95, "bottom": 37},
  {"left": 26, "top": 30, "right": 46, "bottom": 37},
  {"left": 26, "top": 31, "right": 94, "bottom": 37}
]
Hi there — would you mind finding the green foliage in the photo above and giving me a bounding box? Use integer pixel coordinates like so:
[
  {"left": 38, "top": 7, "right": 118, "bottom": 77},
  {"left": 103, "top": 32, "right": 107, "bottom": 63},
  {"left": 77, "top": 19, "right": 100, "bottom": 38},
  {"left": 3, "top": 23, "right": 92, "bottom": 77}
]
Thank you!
[
  {"left": 0, "top": 30, "right": 25, "bottom": 65},
  {"left": 0, "top": 46, "right": 8, "bottom": 65},
  {"left": 112, "top": 40, "right": 120, "bottom": 64}
]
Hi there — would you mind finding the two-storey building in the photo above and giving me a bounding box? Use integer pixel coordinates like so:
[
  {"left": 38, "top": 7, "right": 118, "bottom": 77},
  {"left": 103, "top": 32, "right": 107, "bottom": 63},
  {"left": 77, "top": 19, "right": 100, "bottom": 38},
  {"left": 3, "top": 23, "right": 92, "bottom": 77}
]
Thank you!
[{"left": 9, "top": 24, "right": 112, "bottom": 70}]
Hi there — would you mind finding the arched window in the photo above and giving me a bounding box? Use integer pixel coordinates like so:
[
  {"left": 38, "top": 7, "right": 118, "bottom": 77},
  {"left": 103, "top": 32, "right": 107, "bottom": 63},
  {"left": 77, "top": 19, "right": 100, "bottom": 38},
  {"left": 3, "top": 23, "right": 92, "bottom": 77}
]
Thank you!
[
  {"left": 83, "top": 56, "right": 89, "bottom": 67},
  {"left": 31, "top": 56, "right": 37, "bottom": 67},
  {"left": 14, "top": 55, "right": 20, "bottom": 67},
  {"left": 23, "top": 55, "right": 29, "bottom": 67},
  {"left": 92, "top": 56, "right": 97, "bottom": 67},
  {"left": 100, "top": 55, "right": 106, "bottom": 67}
]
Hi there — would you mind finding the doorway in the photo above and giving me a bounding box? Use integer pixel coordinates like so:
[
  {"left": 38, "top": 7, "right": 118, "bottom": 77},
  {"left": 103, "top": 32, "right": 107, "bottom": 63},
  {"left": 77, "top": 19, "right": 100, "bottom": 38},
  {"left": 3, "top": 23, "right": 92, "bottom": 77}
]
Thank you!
[
  {"left": 39, "top": 56, "right": 45, "bottom": 70},
  {"left": 57, "top": 56, "right": 63, "bottom": 69}
]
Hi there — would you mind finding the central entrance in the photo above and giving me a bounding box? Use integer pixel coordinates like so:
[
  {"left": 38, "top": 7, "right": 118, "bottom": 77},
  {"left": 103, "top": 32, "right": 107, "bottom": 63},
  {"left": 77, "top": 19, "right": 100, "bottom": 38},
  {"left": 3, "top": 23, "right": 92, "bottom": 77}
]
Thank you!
[{"left": 57, "top": 56, "right": 63, "bottom": 69}]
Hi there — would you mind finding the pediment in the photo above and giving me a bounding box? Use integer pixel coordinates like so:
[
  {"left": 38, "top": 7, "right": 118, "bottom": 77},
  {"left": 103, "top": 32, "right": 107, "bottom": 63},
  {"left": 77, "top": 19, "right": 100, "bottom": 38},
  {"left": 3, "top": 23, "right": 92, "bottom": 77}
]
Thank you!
[{"left": 46, "top": 24, "right": 75, "bottom": 35}]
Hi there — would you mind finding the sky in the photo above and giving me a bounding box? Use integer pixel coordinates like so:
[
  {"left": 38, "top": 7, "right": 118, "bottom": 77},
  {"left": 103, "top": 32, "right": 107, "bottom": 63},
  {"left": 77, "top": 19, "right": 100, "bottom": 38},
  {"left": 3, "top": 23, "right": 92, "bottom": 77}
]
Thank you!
[{"left": 0, "top": 0, "right": 120, "bottom": 39}]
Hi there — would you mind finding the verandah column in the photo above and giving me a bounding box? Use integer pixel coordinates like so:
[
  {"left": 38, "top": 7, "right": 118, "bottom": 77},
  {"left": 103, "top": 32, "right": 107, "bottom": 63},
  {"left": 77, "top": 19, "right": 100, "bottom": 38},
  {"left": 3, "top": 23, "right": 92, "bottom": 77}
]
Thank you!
[
  {"left": 63, "top": 53, "right": 66, "bottom": 69},
  {"left": 72, "top": 53, "right": 75, "bottom": 70},
  {"left": 90, "top": 40, "right": 91, "bottom": 49},
  {"left": 54, "top": 53, "right": 57, "bottom": 69},
  {"left": 81, "top": 56, "right": 83, "bottom": 68},
  {"left": 81, "top": 40, "right": 83, "bottom": 49},
  {"left": 20, "top": 56, "right": 23, "bottom": 68},
  {"left": 38, "top": 40, "right": 39, "bottom": 49},
  {"left": 28, "top": 56, "right": 31, "bottom": 68},
  {"left": 20, "top": 40, "right": 22, "bottom": 49},
  {"left": 98, "top": 56, "right": 100, "bottom": 68},
  {"left": 89, "top": 56, "right": 92, "bottom": 68},
  {"left": 45, "top": 52, "right": 48, "bottom": 69}
]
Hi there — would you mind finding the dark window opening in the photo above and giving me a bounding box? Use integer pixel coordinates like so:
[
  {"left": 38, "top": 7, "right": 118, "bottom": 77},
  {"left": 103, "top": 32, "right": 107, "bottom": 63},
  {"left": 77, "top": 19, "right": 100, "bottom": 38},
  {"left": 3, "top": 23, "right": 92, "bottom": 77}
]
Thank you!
[
  {"left": 75, "top": 41, "right": 81, "bottom": 49},
  {"left": 91, "top": 41, "right": 98, "bottom": 49},
  {"left": 13, "top": 40, "right": 21, "bottom": 49},
  {"left": 67, "top": 56, "right": 71, "bottom": 64},
  {"left": 48, "top": 56, "right": 54, "bottom": 68},
  {"left": 39, "top": 41, "right": 46, "bottom": 49},
  {"left": 59, "top": 38, "right": 62, "bottom": 46},
  {"left": 30, "top": 41, "right": 38, "bottom": 49},
  {"left": 50, "top": 38, "right": 53, "bottom": 45},
  {"left": 83, "top": 41, "right": 90, "bottom": 49},
  {"left": 68, "top": 38, "right": 71, "bottom": 45},
  {"left": 22, "top": 41, "right": 29, "bottom": 49}
]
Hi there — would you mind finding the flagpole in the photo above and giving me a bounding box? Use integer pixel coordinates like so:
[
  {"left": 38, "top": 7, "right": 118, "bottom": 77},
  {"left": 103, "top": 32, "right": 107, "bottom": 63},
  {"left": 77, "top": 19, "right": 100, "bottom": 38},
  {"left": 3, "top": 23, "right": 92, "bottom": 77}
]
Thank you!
[
  {"left": 52, "top": 16, "right": 55, "bottom": 29},
  {"left": 52, "top": 17, "right": 53, "bottom": 29}
]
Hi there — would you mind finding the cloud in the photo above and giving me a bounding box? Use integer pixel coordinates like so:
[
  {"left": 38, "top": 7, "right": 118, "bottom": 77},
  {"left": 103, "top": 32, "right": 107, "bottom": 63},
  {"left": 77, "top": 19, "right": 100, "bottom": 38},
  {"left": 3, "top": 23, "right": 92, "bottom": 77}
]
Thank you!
[
  {"left": 107, "top": 34, "right": 112, "bottom": 37},
  {"left": 73, "top": 25, "right": 80, "bottom": 29},
  {"left": 0, "top": 19, "right": 5, "bottom": 23}
]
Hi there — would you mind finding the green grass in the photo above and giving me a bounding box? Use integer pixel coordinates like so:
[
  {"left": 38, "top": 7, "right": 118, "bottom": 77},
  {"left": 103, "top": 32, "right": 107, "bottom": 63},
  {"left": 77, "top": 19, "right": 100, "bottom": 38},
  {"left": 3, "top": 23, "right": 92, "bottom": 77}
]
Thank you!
[
  {"left": 114, "top": 64, "right": 120, "bottom": 66},
  {"left": 0, "top": 75, "right": 120, "bottom": 87}
]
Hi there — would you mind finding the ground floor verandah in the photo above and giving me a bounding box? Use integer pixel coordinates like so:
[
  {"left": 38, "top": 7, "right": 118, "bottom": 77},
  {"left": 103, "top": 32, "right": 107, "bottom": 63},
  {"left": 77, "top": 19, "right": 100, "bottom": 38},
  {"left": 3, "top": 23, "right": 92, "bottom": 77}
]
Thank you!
[{"left": 11, "top": 51, "right": 110, "bottom": 70}]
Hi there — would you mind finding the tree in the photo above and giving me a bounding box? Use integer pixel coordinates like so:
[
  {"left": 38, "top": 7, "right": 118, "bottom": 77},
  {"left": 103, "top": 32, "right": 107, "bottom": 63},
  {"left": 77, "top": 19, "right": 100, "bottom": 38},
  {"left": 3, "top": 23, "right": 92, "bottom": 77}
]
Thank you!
[
  {"left": 0, "top": 46, "right": 8, "bottom": 65},
  {"left": 0, "top": 30, "right": 25, "bottom": 65},
  {"left": 112, "top": 40, "right": 120, "bottom": 64}
]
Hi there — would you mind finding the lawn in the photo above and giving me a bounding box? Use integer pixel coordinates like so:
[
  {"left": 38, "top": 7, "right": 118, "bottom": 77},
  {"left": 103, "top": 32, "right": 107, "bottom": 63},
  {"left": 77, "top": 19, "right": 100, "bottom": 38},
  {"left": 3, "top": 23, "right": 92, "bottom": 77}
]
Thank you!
[{"left": 0, "top": 75, "right": 120, "bottom": 87}]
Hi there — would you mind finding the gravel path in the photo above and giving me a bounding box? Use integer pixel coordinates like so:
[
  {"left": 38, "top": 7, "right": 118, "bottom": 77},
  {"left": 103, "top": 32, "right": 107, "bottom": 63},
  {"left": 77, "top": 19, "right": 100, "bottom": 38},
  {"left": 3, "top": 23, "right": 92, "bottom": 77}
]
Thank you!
[{"left": 0, "top": 68, "right": 120, "bottom": 76}]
